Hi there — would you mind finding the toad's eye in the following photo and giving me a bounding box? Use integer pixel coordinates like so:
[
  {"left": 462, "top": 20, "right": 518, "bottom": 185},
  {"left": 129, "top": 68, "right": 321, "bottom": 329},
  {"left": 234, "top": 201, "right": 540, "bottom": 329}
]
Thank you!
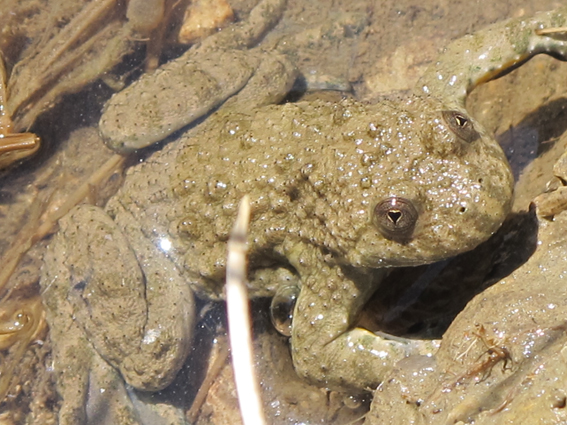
[
  {"left": 442, "top": 110, "right": 480, "bottom": 143},
  {"left": 374, "top": 197, "right": 418, "bottom": 242}
]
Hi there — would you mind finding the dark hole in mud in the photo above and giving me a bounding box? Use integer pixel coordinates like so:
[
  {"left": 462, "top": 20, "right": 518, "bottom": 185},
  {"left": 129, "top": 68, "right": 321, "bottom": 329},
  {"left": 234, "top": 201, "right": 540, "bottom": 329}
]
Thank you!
[{"left": 358, "top": 209, "right": 538, "bottom": 339}]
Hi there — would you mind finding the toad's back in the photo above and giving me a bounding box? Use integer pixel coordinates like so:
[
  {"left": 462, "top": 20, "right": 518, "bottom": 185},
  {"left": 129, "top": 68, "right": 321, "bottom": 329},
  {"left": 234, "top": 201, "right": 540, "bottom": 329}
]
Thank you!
[{"left": 107, "top": 95, "right": 513, "bottom": 299}]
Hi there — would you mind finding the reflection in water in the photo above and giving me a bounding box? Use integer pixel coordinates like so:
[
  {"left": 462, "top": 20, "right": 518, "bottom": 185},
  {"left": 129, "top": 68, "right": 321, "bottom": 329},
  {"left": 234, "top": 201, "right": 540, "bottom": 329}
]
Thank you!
[{"left": 159, "top": 237, "right": 173, "bottom": 253}]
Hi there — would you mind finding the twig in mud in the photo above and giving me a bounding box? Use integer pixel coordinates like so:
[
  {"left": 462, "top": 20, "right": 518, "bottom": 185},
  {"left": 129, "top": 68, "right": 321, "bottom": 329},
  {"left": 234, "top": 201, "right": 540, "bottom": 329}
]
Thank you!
[{"left": 226, "top": 195, "right": 267, "bottom": 425}]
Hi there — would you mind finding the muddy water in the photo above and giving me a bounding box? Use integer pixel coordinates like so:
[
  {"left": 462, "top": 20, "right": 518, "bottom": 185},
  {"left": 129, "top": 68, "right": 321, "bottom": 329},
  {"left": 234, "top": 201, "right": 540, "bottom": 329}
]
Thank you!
[{"left": 1, "top": 0, "right": 567, "bottom": 424}]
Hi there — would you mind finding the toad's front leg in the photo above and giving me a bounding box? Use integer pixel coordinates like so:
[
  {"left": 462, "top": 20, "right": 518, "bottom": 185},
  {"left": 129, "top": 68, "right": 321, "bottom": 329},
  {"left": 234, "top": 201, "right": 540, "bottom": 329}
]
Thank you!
[
  {"left": 287, "top": 242, "right": 438, "bottom": 392},
  {"left": 417, "top": 6, "right": 567, "bottom": 108}
]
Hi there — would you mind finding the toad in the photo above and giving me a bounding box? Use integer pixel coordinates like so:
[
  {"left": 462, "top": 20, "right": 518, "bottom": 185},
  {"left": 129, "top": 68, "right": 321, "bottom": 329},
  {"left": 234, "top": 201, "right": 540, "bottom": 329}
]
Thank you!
[{"left": 40, "top": 5, "right": 567, "bottom": 424}]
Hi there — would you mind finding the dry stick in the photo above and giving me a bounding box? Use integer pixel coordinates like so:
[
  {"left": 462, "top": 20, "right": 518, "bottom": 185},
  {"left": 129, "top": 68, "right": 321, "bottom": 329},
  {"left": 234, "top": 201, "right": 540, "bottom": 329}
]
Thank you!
[
  {"left": 0, "top": 153, "right": 125, "bottom": 295},
  {"left": 226, "top": 195, "right": 267, "bottom": 425}
]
